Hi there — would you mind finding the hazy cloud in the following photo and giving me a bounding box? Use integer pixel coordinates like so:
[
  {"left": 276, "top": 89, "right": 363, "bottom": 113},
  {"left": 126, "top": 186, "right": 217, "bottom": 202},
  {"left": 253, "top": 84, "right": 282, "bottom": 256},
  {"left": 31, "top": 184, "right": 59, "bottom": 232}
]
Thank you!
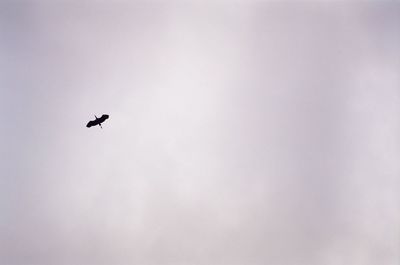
[{"left": 1, "top": 1, "right": 399, "bottom": 265}]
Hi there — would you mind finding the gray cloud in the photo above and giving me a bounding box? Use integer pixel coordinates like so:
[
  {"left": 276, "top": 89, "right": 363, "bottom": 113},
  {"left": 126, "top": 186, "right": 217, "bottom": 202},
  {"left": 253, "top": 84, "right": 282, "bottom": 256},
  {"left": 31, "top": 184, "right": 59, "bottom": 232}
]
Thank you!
[{"left": 1, "top": 1, "right": 399, "bottom": 265}]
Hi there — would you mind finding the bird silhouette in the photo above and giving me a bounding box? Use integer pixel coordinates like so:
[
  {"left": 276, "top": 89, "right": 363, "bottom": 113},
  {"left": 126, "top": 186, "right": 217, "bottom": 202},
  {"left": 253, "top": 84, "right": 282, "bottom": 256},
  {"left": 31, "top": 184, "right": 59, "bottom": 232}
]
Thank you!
[{"left": 86, "top": 114, "right": 109, "bottom": 129}]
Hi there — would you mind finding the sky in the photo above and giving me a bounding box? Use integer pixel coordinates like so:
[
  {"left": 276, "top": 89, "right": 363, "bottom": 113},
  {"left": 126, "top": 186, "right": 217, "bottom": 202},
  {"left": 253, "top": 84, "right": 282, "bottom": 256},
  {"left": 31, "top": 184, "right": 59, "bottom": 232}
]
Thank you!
[{"left": 0, "top": 1, "right": 399, "bottom": 265}]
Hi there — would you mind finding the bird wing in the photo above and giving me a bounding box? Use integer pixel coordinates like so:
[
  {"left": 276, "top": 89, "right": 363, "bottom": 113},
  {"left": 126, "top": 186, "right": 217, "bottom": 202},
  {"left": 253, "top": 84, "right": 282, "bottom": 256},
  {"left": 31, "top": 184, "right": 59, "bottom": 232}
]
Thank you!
[
  {"left": 99, "top": 114, "right": 109, "bottom": 123},
  {"left": 86, "top": 120, "right": 97, "bottom": 128}
]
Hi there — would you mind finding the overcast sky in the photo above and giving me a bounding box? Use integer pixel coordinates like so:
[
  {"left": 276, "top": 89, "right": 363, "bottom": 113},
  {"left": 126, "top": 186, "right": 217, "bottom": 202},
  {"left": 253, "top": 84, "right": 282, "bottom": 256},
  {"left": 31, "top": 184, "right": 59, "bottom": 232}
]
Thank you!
[{"left": 0, "top": 1, "right": 399, "bottom": 265}]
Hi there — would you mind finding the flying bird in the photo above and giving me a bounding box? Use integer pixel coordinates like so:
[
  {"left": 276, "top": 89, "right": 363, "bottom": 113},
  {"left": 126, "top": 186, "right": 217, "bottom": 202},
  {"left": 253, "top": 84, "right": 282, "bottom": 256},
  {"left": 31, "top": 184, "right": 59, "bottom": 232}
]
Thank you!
[{"left": 86, "top": 114, "right": 109, "bottom": 129}]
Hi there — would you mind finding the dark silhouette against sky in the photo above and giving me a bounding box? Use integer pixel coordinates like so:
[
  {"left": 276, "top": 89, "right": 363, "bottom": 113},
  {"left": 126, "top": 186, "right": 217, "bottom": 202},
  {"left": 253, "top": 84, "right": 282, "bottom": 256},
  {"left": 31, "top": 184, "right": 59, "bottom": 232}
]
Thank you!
[{"left": 86, "top": 114, "right": 109, "bottom": 129}]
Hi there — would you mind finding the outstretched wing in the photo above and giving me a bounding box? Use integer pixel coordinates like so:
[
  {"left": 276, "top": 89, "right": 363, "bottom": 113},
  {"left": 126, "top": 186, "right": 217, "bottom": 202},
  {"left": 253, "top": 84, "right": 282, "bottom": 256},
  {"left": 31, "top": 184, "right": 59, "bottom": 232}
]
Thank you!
[
  {"left": 98, "top": 114, "right": 109, "bottom": 123},
  {"left": 86, "top": 120, "right": 97, "bottom": 128}
]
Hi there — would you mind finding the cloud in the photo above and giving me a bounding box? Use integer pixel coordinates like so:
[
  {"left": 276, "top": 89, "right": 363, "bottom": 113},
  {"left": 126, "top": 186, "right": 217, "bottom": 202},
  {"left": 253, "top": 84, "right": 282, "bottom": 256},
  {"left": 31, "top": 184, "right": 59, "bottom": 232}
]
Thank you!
[{"left": 0, "top": 1, "right": 399, "bottom": 265}]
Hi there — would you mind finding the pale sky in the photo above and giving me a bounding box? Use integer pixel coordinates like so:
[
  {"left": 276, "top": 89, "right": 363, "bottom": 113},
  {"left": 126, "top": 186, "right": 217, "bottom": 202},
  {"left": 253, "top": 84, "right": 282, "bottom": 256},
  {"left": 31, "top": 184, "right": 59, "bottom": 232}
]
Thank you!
[{"left": 0, "top": 1, "right": 399, "bottom": 265}]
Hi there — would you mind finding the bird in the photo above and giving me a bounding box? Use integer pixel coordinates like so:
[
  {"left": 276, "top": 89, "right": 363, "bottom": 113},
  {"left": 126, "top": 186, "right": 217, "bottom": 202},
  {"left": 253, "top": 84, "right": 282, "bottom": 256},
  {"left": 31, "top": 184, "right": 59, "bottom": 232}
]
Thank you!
[{"left": 86, "top": 114, "right": 109, "bottom": 129}]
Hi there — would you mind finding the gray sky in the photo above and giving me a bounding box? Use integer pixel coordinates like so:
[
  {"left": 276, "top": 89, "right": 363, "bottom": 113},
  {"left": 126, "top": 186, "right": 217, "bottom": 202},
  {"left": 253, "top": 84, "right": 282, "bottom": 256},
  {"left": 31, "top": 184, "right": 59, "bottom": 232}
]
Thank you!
[{"left": 0, "top": 1, "right": 399, "bottom": 265}]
